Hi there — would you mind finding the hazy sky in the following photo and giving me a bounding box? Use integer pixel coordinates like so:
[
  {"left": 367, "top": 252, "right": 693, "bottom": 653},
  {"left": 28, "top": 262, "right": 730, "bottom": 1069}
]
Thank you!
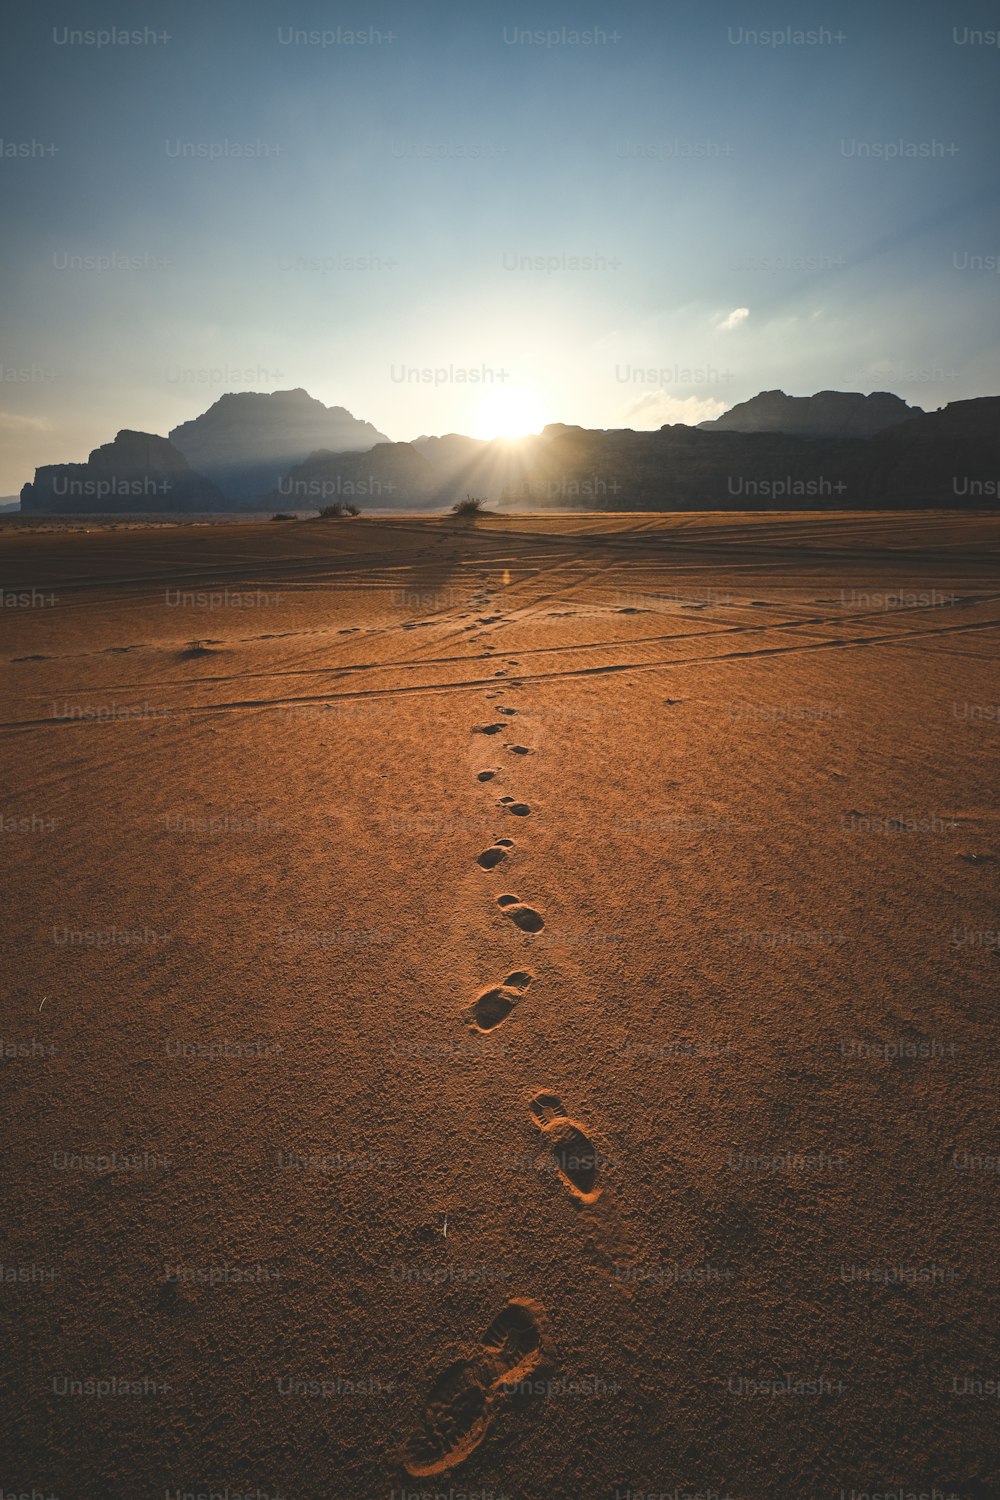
[{"left": 1, "top": 0, "right": 998, "bottom": 491}]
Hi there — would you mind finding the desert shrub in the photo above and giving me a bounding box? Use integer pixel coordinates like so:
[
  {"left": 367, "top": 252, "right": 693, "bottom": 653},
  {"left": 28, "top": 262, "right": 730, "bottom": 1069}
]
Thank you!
[
  {"left": 318, "top": 503, "right": 361, "bottom": 518},
  {"left": 270, "top": 512, "right": 296, "bottom": 521},
  {"left": 452, "top": 495, "right": 488, "bottom": 515}
]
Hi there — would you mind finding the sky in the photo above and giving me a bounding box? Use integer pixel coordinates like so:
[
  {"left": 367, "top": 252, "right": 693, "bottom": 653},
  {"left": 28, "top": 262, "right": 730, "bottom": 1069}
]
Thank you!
[{"left": 1, "top": 0, "right": 998, "bottom": 493}]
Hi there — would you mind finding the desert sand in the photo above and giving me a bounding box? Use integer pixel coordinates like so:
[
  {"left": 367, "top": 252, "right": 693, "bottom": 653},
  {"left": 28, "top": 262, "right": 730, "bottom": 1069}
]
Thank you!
[{"left": 2, "top": 510, "right": 998, "bottom": 1500}]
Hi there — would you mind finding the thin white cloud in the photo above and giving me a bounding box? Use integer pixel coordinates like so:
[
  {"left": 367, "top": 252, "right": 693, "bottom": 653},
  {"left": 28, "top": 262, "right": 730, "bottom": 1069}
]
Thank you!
[
  {"left": 0, "top": 410, "right": 50, "bottom": 432},
  {"left": 718, "top": 307, "right": 750, "bottom": 332},
  {"left": 623, "top": 392, "right": 727, "bottom": 428}
]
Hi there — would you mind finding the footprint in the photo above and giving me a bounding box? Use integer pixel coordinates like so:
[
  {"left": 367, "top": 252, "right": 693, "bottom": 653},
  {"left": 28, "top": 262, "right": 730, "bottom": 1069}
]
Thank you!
[
  {"left": 496, "top": 895, "right": 544, "bottom": 932},
  {"left": 468, "top": 970, "right": 532, "bottom": 1030},
  {"left": 477, "top": 770, "right": 497, "bottom": 782},
  {"left": 506, "top": 804, "right": 531, "bottom": 817},
  {"left": 498, "top": 706, "right": 518, "bottom": 715},
  {"left": 529, "top": 1092, "right": 602, "bottom": 1204},
  {"left": 483, "top": 1299, "right": 549, "bottom": 1390},
  {"left": 477, "top": 846, "right": 507, "bottom": 870},
  {"left": 508, "top": 745, "right": 531, "bottom": 755},
  {"left": 403, "top": 1299, "right": 552, "bottom": 1477},
  {"left": 473, "top": 723, "right": 505, "bottom": 736},
  {"left": 495, "top": 837, "right": 514, "bottom": 847}
]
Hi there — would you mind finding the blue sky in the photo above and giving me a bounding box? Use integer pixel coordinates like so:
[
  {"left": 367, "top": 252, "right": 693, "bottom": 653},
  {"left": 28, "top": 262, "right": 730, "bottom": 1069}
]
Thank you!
[{"left": 1, "top": 0, "right": 998, "bottom": 490}]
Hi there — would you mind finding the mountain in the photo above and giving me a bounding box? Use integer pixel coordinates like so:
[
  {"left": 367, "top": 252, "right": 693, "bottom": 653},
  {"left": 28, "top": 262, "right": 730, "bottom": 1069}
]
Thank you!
[
  {"left": 861, "top": 396, "right": 1000, "bottom": 504},
  {"left": 169, "top": 388, "right": 389, "bottom": 502},
  {"left": 0, "top": 496, "right": 20, "bottom": 511},
  {"left": 20, "top": 431, "right": 228, "bottom": 514},
  {"left": 269, "top": 396, "right": 998, "bottom": 512},
  {"left": 273, "top": 433, "right": 539, "bottom": 511},
  {"left": 698, "top": 389, "right": 923, "bottom": 438},
  {"left": 272, "top": 442, "right": 436, "bottom": 508},
  {"left": 18, "top": 391, "right": 999, "bottom": 515}
]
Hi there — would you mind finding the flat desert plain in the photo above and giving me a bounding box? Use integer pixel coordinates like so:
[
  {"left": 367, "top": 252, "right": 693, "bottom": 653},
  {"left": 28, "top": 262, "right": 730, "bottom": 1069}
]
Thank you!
[{"left": 2, "top": 510, "right": 999, "bottom": 1500}]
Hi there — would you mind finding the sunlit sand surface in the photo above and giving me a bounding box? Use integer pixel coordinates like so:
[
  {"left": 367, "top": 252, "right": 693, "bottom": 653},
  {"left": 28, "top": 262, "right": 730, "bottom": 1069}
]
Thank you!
[{"left": 3, "top": 511, "right": 998, "bottom": 1496}]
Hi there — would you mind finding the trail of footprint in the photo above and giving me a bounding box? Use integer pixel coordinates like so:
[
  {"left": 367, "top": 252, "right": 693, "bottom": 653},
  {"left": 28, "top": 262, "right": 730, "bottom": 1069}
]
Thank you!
[
  {"left": 496, "top": 894, "right": 544, "bottom": 932},
  {"left": 403, "top": 1299, "right": 552, "bottom": 1477},
  {"left": 529, "top": 1091, "right": 602, "bottom": 1205},
  {"left": 467, "top": 970, "right": 532, "bottom": 1031}
]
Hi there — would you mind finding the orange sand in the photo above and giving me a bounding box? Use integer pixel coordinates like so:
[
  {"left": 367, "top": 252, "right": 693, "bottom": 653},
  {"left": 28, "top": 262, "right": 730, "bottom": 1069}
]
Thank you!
[{"left": 2, "top": 511, "right": 998, "bottom": 1498}]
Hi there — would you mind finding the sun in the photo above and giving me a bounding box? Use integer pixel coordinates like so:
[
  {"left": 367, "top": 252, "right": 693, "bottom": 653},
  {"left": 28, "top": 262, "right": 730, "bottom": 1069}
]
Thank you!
[{"left": 473, "top": 387, "right": 549, "bottom": 440}]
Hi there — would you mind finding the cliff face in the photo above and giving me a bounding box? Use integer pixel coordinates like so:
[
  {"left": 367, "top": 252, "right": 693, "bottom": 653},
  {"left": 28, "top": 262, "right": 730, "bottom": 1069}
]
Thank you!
[
  {"left": 861, "top": 396, "right": 1000, "bottom": 504},
  {"left": 698, "top": 389, "right": 924, "bottom": 438},
  {"left": 168, "top": 388, "right": 389, "bottom": 502},
  {"left": 272, "top": 434, "right": 557, "bottom": 511},
  {"left": 518, "top": 398, "right": 996, "bottom": 509},
  {"left": 270, "top": 398, "right": 999, "bottom": 512},
  {"left": 271, "top": 442, "right": 435, "bottom": 508},
  {"left": 20, "top": 430, "right": 228, "bottom": 513}
]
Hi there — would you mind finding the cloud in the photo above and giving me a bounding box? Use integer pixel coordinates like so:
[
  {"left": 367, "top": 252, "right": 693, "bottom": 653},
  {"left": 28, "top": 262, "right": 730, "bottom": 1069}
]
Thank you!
[
  {"left": 717, "top": 306, "right": 750, "bottom": 332},
  {"left": 622, "top": 392, "right": 728, "bottom": 428},
  {"left": 0, "top": 410, "right": 50, "bottom": 433}
]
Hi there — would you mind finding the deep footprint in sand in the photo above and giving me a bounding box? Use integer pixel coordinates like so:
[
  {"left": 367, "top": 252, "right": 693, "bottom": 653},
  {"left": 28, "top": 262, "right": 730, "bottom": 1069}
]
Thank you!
[
  {"left": 529, "top": 1091, "right": 602, "bottom": 1204},
  {"left": 473, "top": 723, "right": 505, "bottom": 736},
  {"left": 508, "top": 745, "right": 531, "bottom": 755},
  {"left": 477, "top": 770, "right": 497, "bottom": 782},
  {"left": 468, "top": 970, "right": 532, "bottom": 1030},
  {"left": 477, "top": 846, "right": 508, "bottom": 870},
  {"left": 403, "top": 1299, "right": 551, "bottom": 1477},
  {"left": 498, "top": 796, "right": 531, "bottom": 815},
  {"left": 496, "top": 894, "right": 544, "bottom": 932}
]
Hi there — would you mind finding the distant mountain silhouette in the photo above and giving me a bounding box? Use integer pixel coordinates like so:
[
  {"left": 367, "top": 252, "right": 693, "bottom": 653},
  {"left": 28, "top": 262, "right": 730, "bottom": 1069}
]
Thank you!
[
  {"left": 272, "top": 441, "right": 435, "bottom": 508},
  {"left": 168, "top": 388, "right": 388, "bottom": 502},
  {"left": 19, "top": 391, "right": 1000, "bottom": 514},
  {"left": 271, "top": 396, "right": 999, "bottom": 511},
  {"left": 272, "top": 433, "right": 527, "bottom": 511},
  {"left": 698, "top": 389, "right": 923, "bottom": 437},
  {"left": 857, "top": 396, "right": 1000, "bottom": 504},
  {"left": 21, "top": 431, "right": 226, "bottom": 514}
]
